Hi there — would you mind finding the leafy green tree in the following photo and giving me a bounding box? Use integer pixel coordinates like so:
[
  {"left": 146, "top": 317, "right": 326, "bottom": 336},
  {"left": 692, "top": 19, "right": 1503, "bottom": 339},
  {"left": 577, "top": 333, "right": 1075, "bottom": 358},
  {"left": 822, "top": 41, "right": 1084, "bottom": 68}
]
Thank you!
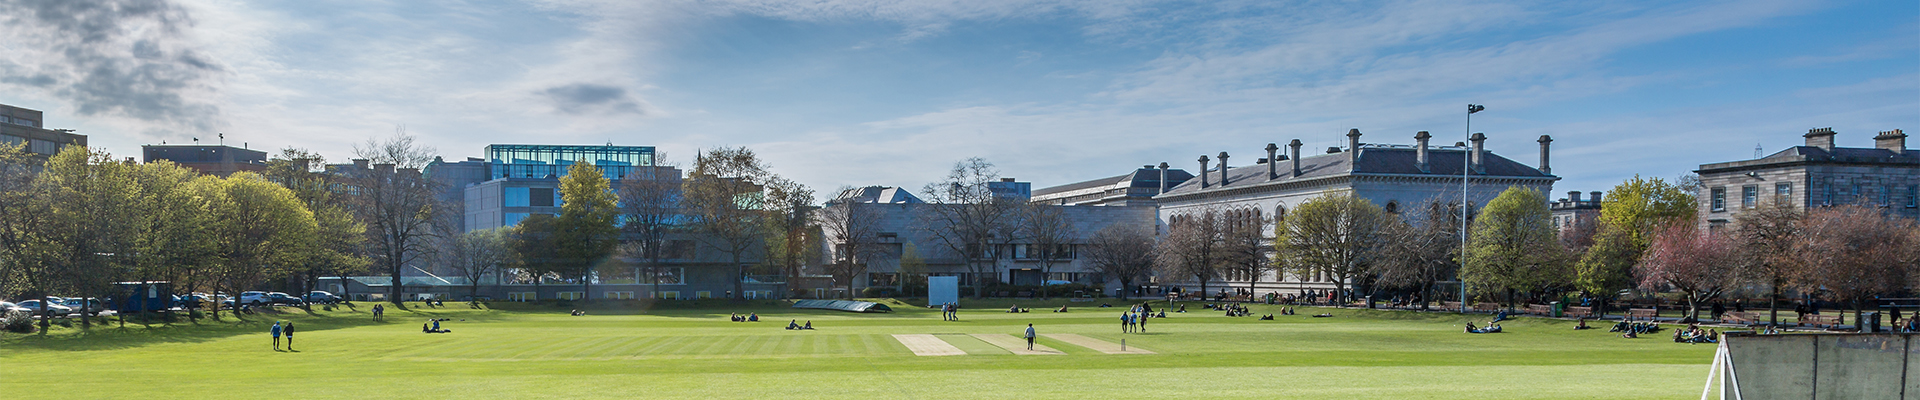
[
  {"left": 39, "top": 146, "right": 143, "bottom": 328},
  {"left": 765, "top": 179, "right": 819, "bottom": 298},
  {"left": 0, "top": 142, "right": 46, "bottom": 303},
  {"left": 555, "top": 163, "right": 621, "bottom": 301},
  {"left": 126, "top": 159, "right": 216, "bottom": 322},
  {"left": 1462, "top": 187, "right": 1568, "bottom": 308},
  {"left": 203, "top": 172, "right": 319, "bottom": 319},
  {"left": 266, "top": 148, "right": 368, "bottom": 304},
  {"left": 1575, "top": 175, "right": 1694, "bottom": 315},
  {"left": 510, "top": 214, "right": 560, "bottom": 290},
  {"left": 1274, "top": 194, "right": 1392, "bottom": 303}
]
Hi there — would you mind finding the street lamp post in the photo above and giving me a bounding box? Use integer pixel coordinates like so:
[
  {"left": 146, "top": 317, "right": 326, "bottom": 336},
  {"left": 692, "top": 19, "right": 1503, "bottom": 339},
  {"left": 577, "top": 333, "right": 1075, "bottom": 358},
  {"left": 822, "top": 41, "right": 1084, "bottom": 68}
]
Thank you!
[{"left": 1461, "top": 104, "right": 1484, "bottom": 314}]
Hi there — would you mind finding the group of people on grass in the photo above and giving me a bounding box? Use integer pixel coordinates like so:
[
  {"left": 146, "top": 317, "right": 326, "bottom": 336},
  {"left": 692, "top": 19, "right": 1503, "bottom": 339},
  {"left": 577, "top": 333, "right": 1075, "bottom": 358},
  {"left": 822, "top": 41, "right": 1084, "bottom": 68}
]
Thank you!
[
  {"left": 1673, "top": 324, "right": 1719, "bottom": 344},
  {"left": 785, "top": 320, "right": 813, "bottom": 330},
  {"left": 1006, "top": 305, "right": 1031, "bottom": 313},
  {"left": 1611, "top": 320, "right": 1661, "bottom": 338},
  {"left": 1119, "top": 304, "right": 1154, "bottom": 333},
  {"left": 423, "top": 318, "right": 452, "bottom": 333},
  {"left": 1463, "top": 321, "right": 1502, "bottom": 334},
  {"left": 939, "top": 302, "right": 959, "bottom": 321},
  {"left": 270, "top": 321, "right": 296, "bottom": 351},
  {"left": 729, "top": 312, "right": 759, "bottom": 322}
]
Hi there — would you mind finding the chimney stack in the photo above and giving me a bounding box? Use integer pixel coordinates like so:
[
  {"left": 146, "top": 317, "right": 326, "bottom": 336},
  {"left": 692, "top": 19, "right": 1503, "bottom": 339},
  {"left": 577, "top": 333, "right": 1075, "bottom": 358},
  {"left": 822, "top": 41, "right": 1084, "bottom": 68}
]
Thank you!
[
  {"left": 1804, "top": 127, "right": 1836, "bottom": 151},
  {"left": 1157, "top": 162, "right": 1170, "bottom": 193},
  {"left": 1217, "top": 152, "right": 1230, "bottom": 186},
  {"left": 352, "top": 159, "right": 370, "bottom": 170},
  {"left": 1265, "top": 143, "right": 1279, "bottom": 179},
  {"left": 1468, "top": 132, "right": 1487, "bottom": 174},
  {"left": 1414, "top": 131, "right": 1432, "bottom": 173},
  {"left": 1537, "top": 134, "right": 1553, "bottom": 174},
  {"left": 1569, "top": 191, "right": 1582, "bottom": 204},
  {"left": 1288, "top": 139, "right": 1302, "bottom": 176},
  {"left": 1346, "top": 128, "right": 1363, "bottom": 165},
  {"left": 1590, "top": 191, "right": 1603, "bottom": 204},
  {"left": 1875, "top": 129, "right": 1908, "bottom": 155},
  {"left": 1198, "top": 155, "right": 1210, "bottom": 188}
]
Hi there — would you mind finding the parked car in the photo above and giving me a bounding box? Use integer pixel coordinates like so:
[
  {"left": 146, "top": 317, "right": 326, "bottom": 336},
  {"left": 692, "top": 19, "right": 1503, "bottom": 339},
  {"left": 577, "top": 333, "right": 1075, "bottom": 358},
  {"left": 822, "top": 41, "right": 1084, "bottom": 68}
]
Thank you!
[
  {"left": 60, "top": 298, "right": 107, "bottom": 315},
  {"left": 15, "top": 300, "right": 73, "bottom": 315},
  {"left": 177, "top": 294, "right": 213, "bottom": 309},
  {"left": 238, "top": 291, "right": 269, "bottom": 306},
  {"left": 303, "top": 291, "right": 341, "bottom": 304},
  {"left": 0, "top": 301, "right": 18, "bottom": 313},
  {"left": 266, "top": 292, "right": 304, "bottom": 306}
]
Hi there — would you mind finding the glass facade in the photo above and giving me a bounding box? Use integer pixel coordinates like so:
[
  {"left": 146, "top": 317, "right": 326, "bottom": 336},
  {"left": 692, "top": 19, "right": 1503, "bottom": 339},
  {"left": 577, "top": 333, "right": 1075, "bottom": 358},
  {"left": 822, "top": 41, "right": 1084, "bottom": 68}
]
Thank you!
[{"left": 486, "top": 144, "right": 655, "bottom": 180}]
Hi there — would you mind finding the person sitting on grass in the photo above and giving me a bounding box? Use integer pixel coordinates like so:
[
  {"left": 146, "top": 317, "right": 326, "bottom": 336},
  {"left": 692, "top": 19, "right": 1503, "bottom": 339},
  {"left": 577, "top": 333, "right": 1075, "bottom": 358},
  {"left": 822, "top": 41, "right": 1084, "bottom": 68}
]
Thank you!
[
  {"left": 1055, "top": 305, "right": 1068, "bottom": 313},
  {"left": 1621, "top": 329, "right": 1638, "bottom": 338},
  {"left": 1008, "top": 305, "right": 1019, "bottom": 313},
  {"left": 1156, "top": 310, "right": 1166, "bottom": 318},
  {"left": 1574, "top": 318, "right": 1590, "bottom": 330},
  {"left": 787, "top": 320, "right": 801, "bottom": 330},
  {"left": 1177, "top": 304, "right": 1187, "bottom": 313},
  {"left": 748, "top": 313, "right": 758, "bottom": 322},
  {"left": 730, "top": 313, "right": 740, "bottom": 322},
  {"left": 1491, "top": 310, "right": 1511, "bottom": 323},
  {"left": 1464, "top": 321, "right": 1477, "bottom": 333},
  {"left": 803, "top": 321, "right": 813, "bottom": 330},
  {"left": 1260, "top": 314, "right": 1274, "bottom": 320}
]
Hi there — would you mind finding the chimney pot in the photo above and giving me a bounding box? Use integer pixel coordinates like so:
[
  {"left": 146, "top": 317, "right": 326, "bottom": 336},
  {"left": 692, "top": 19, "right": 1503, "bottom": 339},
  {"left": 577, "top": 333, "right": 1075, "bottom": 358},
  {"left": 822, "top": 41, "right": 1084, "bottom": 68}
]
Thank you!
[
  {"left": 1874, "top": 129, "right": 1908, "bottom": 155},
  {"left": 1346, "top": 128, "right": 1362, "bottom": 165},
  {"left": 1569, "top": 191, "right": 1582, "bottom": 203},
  {"left": 1157, "top": 162, "right": 1169, "bottom": 194},
  {"left": 1804, "top": 127, "right": 1837, "bottom": 151},
  {"left": 1590, "top": 191, "right": 1603, "bottom": 203},
  {"left": 1198, "top": 155, "right": 1211, "bottom": 188},
  {"left": 1288, "top": 139, "right": 1303, "bottom": 177},
  {"left": 1468, "top": 132, "right": 1487, "bottom": 174},
  {"left": 1414, "top": 131, "right": 1432, "bottom": 173},
  {"left": 1265, "top": 143, "right": 1279, "bottom": 179},
  {"left": 1217, "top": 152, "right": 1230, "bottom": 186},
  {"left": 1537, "top": 134, "right": 1553, "bottom": 175}
]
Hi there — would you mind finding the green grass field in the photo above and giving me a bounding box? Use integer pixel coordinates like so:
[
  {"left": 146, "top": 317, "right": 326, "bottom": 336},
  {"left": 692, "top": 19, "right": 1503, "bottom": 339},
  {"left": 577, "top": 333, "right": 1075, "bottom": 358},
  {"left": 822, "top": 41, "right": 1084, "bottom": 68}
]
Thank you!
[{"left": 0, "top": 299, "right": 1715, "bottom": 399}]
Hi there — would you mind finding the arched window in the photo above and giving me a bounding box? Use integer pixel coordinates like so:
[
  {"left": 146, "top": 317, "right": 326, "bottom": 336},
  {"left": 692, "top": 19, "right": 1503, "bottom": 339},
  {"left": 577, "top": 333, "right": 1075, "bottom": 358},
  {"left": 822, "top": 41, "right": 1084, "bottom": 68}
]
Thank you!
[{"left": 1274, "top": 204, "right": 1287, "bottom": 224}]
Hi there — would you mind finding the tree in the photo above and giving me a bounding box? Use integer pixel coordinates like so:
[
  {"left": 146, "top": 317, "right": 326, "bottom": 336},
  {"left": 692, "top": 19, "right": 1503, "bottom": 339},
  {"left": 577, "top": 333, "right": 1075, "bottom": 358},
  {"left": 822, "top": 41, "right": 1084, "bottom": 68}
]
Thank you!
[
  {"left": 509, "top": 214, "right": 560, "bottom": 290},
  {"left": 819, "top": 195, "right": 880, "bottom": 299},
  {"left": 1275, "top": 194, "right": 1392, "bottom": 304},
  {"left": 1084, "top": 224, "right": 1157, "bottom": 300},
  {"left": 1731, "top": 200, "right": 1803, "bottom": 326},
  {"left": 0, "top": 142, "right": 48, "bottom": 305},
  {"left": 265, "top": 148, "right": 367, "bottom": 305},
  {"left": 618, "top": 163, "right": 682, "bottom": 299},
  {"left": 1159, "top": 210, "right": 1223, "bottom": 299},
  {"left": 764, "top": 179, "right": 819, "bottom": 298},
  {"left": 347, "top": 133, "right": 443, "bottom": 304},
  {"left": 1377, "top": 201, "right": 1462, "bottom": 311},
  {"left": 1219, "top": 213, "right": 1271, "bottom": 299},
  {"left": 684, "top": 147, "right": 777, "bottom": 300},
  {"left": 1462, "top": 187, "right": 1568, "bottom": 308},
  {"left": 126, "top": 159, "right": 217, "bottom": 323},
  {"left": 918, "top": 158, "right": 1020, "bottom": 299},
  {"left": 203, "top": 172, "right": 320, "bottom": 319},
  {"left": 438, "top": 228, "right": 512, "bottom": 302},
  {"left": 554, "top": 163, "right": 621, "bottom": 301},
  {"left": 37, "top": 146, "right": 141, "bottom": 328},
  {"left": 1575, "top": 175, "right": 1695, "bottom": 316},
  {"left": 1795, "top": 204, "right": 1919, "bottom": 330},
  {"left": 1019, "top": 203, "right": 1074, "bottom": 298},
  {"left": 1638, "top": 223, "right": 1737, "bottom": 322}
]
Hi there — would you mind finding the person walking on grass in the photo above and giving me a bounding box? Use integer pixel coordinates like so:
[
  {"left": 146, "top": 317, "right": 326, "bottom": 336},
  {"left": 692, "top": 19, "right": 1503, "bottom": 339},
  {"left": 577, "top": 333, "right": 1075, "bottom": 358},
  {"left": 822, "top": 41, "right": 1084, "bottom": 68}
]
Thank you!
[
  {"left": 1024, "top": 324, "right": 1037, "bottom": 350},
  {"left": 1138, "top": 310, "right": 1147, "bottom": 332},
  {"left": 1120, "top": 312, "right": 1130, "bottom": 333},
  {"left": 270, "top": 321, "right": 283, "bottom": 351},
  {"left": 283, "top": 322, "right": 296, "bottom": 351}
]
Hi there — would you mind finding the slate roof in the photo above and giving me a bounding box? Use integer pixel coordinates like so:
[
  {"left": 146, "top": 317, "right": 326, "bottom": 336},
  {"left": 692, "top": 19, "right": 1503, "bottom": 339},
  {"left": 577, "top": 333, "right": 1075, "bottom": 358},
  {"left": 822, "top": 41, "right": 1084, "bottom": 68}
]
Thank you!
[
  {"left": 1158, "top": 146, "right": 1552, "bottom": 197},
  {"left": 1698, "top": 145, "right": 1920, "bottom": 172},
  {"left": 833, "top": 186, "right": 924, "bottom": 204},
  {"left": 1032, "top": 167, "right": 1194, "bottom": 197}
]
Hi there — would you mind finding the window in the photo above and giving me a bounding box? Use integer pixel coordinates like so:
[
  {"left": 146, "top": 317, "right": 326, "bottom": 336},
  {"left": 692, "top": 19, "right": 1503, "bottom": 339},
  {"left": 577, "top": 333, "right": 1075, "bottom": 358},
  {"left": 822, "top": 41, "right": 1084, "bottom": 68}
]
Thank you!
[
  {"left": 555, "top": 292, "right": 584, "bottom": 301},
  {"left": 695, "top": 291, "right": 712, "bottom": 299},
  {"left": 656, "top": 291, "right": 679, "bottom": 300},
  {"left": 604, "top": 291, "right": 634, "bottom": 300},
  {"left": 1710, "top": 187, "right": 1726, "bottom": 212},
  {"left": 1821, "top": 179, "right": 1834, "bottom": 205},
  {"left": 1741, "top": 185, "right": 1757, "bottom": 209},
  {"left": 530, "top": 187, "right": 555, "bottom": 207},
  {"left": 29, "top": 139, "right": 56, "bottom": 155},
  {"left": 504, "top": 187, "right": 529, "bottom": 207},
  {"left": 1851, "top": 183, "right": 1863, "bottom": 204},
  {"left": 1775, "top": 183, "right": 1792, "bottom": 203},
  {"left": 1908, "top": 185, "right": 1918, "bottom": 208},
  {"left": 507, "top": 292, "right": 537, "bottom": 302},
  {"left": 504, "top": 213, "right": 531, "bottom": 227},
  {"left": 1880, "top": 185, "right": 1892, "bottom": 205},
  {"left": 643, "top": 267, "right": 684, "bottom": 285}
]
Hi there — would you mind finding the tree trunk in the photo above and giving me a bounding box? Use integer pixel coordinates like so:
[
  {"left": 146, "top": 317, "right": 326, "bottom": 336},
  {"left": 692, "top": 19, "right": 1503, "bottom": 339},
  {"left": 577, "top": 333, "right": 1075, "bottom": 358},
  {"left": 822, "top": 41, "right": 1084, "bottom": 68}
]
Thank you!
[
  {"left": 1767, "top": 284, "right": 1780, "bottom": 327},
  {"left": 389, "top": 260, "right": 404, "bottom": 305},
  {"left": 732, "top": 253, "right": 744, "bottom": 301},
  {"left": 583, "top": 271, "right": 593, "bottom": 304}
]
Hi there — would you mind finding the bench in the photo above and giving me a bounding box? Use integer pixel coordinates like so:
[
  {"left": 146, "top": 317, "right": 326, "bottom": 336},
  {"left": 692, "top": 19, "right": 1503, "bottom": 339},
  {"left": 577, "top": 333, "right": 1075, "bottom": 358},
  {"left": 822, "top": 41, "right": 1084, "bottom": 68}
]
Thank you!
[
  {"left": 1474, "top": 302, "right": 1502, "bottom": 312},
  {"left": 1627, "top": 308, "right": 1660, "bottom": 321},
  {"left": 1441, "top": 301, "right": 1463, "bottom": 310},
  {"left": 1801, "top": 314, "right": 1843, "bottom": 328},
  {"left": 1526, "top": 304, "right": 1553, "bottom": 316},
  {"left": 1722, "top": 311, "right": 1757, "bottom": 325},
  {"left": 1565, "top": 306, "right": 1595, "bottom": 318}
]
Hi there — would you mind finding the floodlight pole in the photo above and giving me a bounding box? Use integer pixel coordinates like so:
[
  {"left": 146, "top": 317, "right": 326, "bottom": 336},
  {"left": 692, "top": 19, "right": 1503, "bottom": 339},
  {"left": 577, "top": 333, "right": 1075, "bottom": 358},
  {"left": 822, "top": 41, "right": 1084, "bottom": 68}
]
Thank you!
[{"left": 1460, "top": 104, "right": 1483, "bottom": 314}]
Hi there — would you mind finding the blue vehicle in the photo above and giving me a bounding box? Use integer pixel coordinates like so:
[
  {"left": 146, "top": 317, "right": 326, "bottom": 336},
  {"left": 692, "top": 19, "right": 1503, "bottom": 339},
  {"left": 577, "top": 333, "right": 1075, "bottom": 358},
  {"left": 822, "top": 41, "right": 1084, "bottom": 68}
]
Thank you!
[{"left": 110, "top": 281, "right": 175, "bottom": 313}]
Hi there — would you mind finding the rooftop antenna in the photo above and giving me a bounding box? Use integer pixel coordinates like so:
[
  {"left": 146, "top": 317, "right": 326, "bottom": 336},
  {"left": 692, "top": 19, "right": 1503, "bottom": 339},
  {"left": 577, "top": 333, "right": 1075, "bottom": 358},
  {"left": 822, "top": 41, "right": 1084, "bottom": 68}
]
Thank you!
[
  {"left": 193, "top": 137, "right": 199, "bottom": 145},
  {"left": 1754, "top": 143, "right": 1763, "bottom": 158},
  {"left": 218, "top": 132, "right": 224, "bottom": 146}
]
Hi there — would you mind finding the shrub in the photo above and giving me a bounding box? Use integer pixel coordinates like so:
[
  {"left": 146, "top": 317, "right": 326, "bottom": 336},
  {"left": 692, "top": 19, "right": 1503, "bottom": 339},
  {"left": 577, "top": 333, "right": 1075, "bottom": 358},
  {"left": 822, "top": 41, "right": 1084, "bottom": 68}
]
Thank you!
[{"left": 2, "top": 310, "right": 33, "bottom": 333}]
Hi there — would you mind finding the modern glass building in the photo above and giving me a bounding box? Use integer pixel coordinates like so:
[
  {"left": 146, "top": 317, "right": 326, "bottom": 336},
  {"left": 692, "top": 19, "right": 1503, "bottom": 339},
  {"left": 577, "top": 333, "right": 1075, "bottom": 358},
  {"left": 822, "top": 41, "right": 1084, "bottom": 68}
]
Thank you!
[{"left": 486, "top": 144, "right": 655, "bottom": 180}]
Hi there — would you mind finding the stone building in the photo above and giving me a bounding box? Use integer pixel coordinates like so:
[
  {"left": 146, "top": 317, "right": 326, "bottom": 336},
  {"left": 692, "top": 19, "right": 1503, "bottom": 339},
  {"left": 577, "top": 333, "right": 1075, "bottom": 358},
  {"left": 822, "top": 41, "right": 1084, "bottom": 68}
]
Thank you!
[
  {"left": 1551, "top": 190, "right": 1603, "bottom": 239},
  {"left": 1152, "top": 129, "right": 1558, "bottom": 295},
  {"left": 1695, "top": 127, "right": 1917, "bottom": 232},
  {"left": 1031, "top": 165, "right": 1194, "bottom": 207}
]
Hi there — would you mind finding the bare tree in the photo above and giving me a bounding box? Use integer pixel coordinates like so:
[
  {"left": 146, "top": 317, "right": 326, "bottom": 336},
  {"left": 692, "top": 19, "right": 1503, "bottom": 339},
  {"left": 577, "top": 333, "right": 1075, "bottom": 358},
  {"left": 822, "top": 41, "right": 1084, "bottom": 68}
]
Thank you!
[
  {"left": 1732, "top": 200, "right": 1803, "bottom": 326},
  {"left": 1084, "top": 224, "right": 1157, "bottom": 300},
  {"left": 1794, "top": 204, "right": 1919, "bottom": 330},
  {"left": 764, "top": 178, "right": 818, "bottom": 297},
  {"left": 918, "top": 158, "right": 1020, "bottom": 298},
  {"left": 819, "top": 193, "right": 882, "bottom": 299},
  {"left": 1638, "top": 223, "right": 1737, "bottom": 322},
  {"left": 684, "top": 147, "right": 778, "bottom": 300},
  {"left": 1276, "top": 194, "right": 1392, "bottom": 304},
  {"left": 1019, "top": 203, "right": 1074, "bottom": 298},
  {"left": 348, "top": 131, "right": 444, "bottom": 304},
  {"left": 1377, "top": 201, "right": 1462, "bottom": 310},
  {"left": 438, "top": 227, "right": 512, "bottom": 303},
  {"left": 618, "top": 163, "right": 682, "bottom": 299},
  {"left": 1219, "top": 212, "right": 1271, "bottom": 299},
  {"left": 1158, "top": 209, "right": 1224, "bottom": 299}
]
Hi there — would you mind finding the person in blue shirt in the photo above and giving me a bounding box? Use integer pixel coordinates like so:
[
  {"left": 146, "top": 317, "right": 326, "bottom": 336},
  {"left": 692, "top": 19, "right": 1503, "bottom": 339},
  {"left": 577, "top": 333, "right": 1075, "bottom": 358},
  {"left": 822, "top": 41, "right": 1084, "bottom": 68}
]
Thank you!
[
  {"left": 270, "top": 322, "right": 283, "bottom": 351},
  {"left": 1024, "top": 324, "right": 1036, "bottom": 350}
]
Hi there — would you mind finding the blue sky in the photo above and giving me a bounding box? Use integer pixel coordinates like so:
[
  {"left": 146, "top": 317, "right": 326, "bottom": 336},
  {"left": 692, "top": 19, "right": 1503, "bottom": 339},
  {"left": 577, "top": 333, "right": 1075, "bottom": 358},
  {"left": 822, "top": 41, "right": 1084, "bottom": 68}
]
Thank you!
[{"left": 0, "top": 0, "right": 1914, "bottom": 196}]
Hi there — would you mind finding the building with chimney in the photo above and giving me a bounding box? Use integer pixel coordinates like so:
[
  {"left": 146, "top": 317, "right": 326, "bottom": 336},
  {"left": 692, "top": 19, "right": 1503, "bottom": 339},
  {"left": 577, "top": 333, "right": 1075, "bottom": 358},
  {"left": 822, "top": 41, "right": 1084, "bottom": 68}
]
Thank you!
[
  {"left": 0, "top": 103, "right": 87, "bottom": 157},
  {"left": 1695, "top": 127, "right": 1917, "bottom": 232},
  {"left": 1551, "top": 190, "right": 1603, "bottom": 239},
  {"left": 1153, "top": 129, "right": 1558, "bottom": 295}
]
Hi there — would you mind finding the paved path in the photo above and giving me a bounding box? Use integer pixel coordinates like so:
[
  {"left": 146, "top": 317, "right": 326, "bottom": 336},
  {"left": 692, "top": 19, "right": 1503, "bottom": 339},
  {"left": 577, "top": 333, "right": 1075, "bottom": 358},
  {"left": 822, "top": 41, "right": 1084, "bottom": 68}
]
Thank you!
[
  {"left": 970, "top": 333, "right": 1063, "bottom": 355},
  {"left": 892, "top": 334, "right": 966, "bottom": 356},
  {"left": 1043, "top": 333, "right": 1154, "bottom": 354}
]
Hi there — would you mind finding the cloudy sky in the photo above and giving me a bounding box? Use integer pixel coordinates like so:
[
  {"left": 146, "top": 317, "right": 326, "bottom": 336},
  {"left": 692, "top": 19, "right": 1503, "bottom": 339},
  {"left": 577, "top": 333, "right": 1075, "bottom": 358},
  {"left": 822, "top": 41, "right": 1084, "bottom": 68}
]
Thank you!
[{"left": 1, "top": 0, "right": 1914, "bottom": 195}]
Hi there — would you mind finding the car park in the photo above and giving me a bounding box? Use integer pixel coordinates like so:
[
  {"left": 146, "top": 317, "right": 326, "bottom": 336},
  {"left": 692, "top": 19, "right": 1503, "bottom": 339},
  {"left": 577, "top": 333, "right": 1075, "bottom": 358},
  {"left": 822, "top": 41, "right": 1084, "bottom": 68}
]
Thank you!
[
  {"left": 304, "top": 291, "right": 341, "bottom": 304},
  {"left": 238, "top": 291, "right": 269, "bottom": 306},
  {"left": 60, "top": 298, "right": 107, "bottom": 315}
]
